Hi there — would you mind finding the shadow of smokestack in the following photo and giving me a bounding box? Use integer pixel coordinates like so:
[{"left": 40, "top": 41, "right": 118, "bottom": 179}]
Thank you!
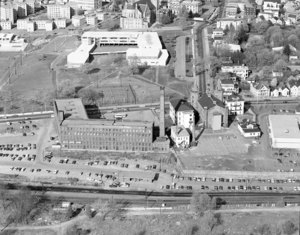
[{"left": 159, "top": 86, "right": 165, "bottom": 137}]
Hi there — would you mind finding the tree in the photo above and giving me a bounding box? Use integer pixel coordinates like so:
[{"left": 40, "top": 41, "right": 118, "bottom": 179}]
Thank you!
[
  {"left": 283, "top": 44, "right": 292, "bottom": 57},
  {"left": 287, "top": 34, "right": 299, "bottom": 48},
  {"left": 65, "top": 204, "right": 74, "bottom": 220},
  {"left": 254, "top": 20, "right": 272, "bottom": 35},
  {"left": 188, "top": 10, "right": 194, "bottom": 18},
  {"left": 178, "top": 5, "right": 188, "bottom": 18},
  {"left": 57, "top": 80, "right": 76, "bottom": 99},
  {"left": 231, "top": 51, "right": 245, "bottom": 65},
  {"left": 264, "top": 25, "right": 281, "bottom": 43},
  {"left": 274, "top": 59, "right": 288, "bottom": 72},
  {"left": 190, "top": 193, "right": 217, "bottom": 217},
  {"left": 85, "top": 205, "right": 93, "bottom": 218},
  {"left": 77, "top": 88, "right": 103, "bottom": 105},
  {"left": 270, "top": 31, "right": 284, "bottom": 47},
  {"left": 282, "top": 220, "right": 298, "bottom": 235},
  {"left": 234, "top": 25, "right": 248, "bottom": 44},
  {"left": 161, "top": 14, "right": 172, "bottom": 24}
]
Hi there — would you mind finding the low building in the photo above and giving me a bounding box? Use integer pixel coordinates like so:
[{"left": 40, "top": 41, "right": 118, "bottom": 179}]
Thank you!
[
  {"left": 86, "top": 15, "right": 97, "bottom": 25},
  {"left": 0, "top": 21, "right": 12, "bottom": 30},
  {"left": 238, "top": 120, "right": 261, "bottom": 138},
  {"left": 0, "top": 33, "right": 28, "bottom": 51},
  {"left": 268, "top": 114, "right": 300, "bottom": 149},
  {"left": 17, "top": 19, "right": 28, "bottom": 30},
  {"left": 96, "top": 12, "right": 109, "bottom": 21},
  {"left": 27, "top": 21, "right": 35, "bottom": 32},
  {"left": 170, "top": 126, "right": 190, "bottom": 148},
  {"left": 72, "top": 15, "right": 85, "bottom": 27},
  {"left": 224, "top": 94, "right": 244, "bottom": 115},
  {"left": 287, "top": 80, "right": 300, "bottom": 97},
  {"left": 54, "top": 18, "right": 67, "bottom": 28},
  {"left": 36, "top": 20, "right": 54, "bottom": 31}
]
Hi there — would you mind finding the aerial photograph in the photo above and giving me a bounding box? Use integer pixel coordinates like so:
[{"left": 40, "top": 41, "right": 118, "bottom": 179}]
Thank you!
[{"left": 1, "top": 0, "right": 300, "bottom": 234}]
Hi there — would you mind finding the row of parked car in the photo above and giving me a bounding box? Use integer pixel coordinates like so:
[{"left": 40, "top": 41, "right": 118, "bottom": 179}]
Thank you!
[
  {"left": 0, "top": 143, "right": 37, "bottom": 151},
  {"left": 0, "top": 153, "right": 36, "bottom": 161}
]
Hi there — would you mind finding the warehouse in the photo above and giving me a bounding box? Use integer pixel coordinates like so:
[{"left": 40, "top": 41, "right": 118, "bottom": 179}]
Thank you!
[{"left": 268, "top": 114, "right": 300, "bottom": 149}]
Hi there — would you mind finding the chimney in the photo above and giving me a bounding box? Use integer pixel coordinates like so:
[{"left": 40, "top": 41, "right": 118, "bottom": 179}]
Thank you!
[{"left": 159, "top": 86, "right": 165, "bottom": 137}]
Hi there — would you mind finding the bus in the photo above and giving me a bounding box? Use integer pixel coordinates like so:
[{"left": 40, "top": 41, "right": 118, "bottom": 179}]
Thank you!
[{"left": 114, "top": 113, "right": 127, "bottom": 119}]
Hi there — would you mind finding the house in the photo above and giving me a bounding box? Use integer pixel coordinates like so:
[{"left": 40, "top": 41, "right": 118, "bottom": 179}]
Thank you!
[
  {"left": 216, "top": 43, "right": 241, "bottom": 52},
  {"left": 221, "top": 64, "right": 250, "bottom": 80},
  {"left": 250, "top": 82, "right": 270, "bottom": 97},
  {"left": 169, "top": 99, "right": 194, "bottom": 130},
  {"left": 278, "top": 85, "right": 290, "bottom": 97},
  {"left": 272, "top": 70, "right": 283, "bottom": 78},
  {"left": 270, "top": 87, "right": 279, "bottom": 97},
  {"left": 212, "top": 28, "right": 224, "bottom": 39},
  {"left": 285, "top": 13, "right": 297, "bottom": 25},
  {"left": 218, "top": 78, "right": 238, "bottom": 95},
  {"left": 224, "top": 94, "right": 244, "bottom": 115},
  {"left": 213, "top": 36, "right": 224, "bottom": 47},
  {"left": 263, "top": 0, "right": 280, "bottom": 17},
  {"left": 238, "top": 120, "right": 261, "bottom": 138},
  {"left": 287, "top": 80, "right": 300, "bottom": 97},
  {"left": 190, "top": 90, "right": 228, "bottom": 130},
  {"left": 170, "top": 126, "right": 190, "bottom": 148}
]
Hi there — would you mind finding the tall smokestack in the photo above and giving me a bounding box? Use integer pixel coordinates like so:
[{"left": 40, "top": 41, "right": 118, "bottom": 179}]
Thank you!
[{"left": 159, "top": 86, "right": 165, "bottom": 137}]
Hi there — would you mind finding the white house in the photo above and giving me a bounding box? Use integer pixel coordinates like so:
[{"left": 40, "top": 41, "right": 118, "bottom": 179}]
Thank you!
[
  {"left": 287, "top": 80, "right": 300, "bottom": 97},
  {"left": 225, "top": 94, "right": 244, "bottom": 115},
  {"left": 250, "top": 82, "right": 270, "bottom": 97},
  {"left": 169, "top": 99, "right": 194, "bottom": 130},
  {"left": 278, "top": 86, "right": 290, "bottom": 97},
  {"left": 238, "top": 120, "right": 261, "bottom": 138},
  {"left": 212, "top": 28, "right": 224, "bottom": 39},
  {"left": 171, "top": 126, "right": 190, "bottom": 148},
  {"left": 218, "top": 78, "right": 238, "bottom": 95},
  {"left": 270, "top": 87, "right": 279, "bottom": 97}
]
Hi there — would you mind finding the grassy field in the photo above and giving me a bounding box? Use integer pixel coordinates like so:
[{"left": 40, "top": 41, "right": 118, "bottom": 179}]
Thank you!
[{"left": 9, "top": 210, "right": 297, "bottom": 235}]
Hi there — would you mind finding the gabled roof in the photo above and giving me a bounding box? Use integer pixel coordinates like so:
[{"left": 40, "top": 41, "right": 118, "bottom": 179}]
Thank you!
[
  {"left": 170, "top": 99, "right": 194, "bottom": 112},
  {"left": 198, "top": 93, "right": 225, "bottom": 109},
  {"left": 133, "top": 0, "right": 155, "bottom": 10},
  {"left": 254, "top": 82, "right": 269, "bottom": 90},
  {"left": 171, "top": 126, "right": 189, "bottom": 137},
  {"left": 288, "top": 79, "right": 300, "bottom": 87},
  {"left": 239, "top": 120, "right": 261, "bottom": 133}
]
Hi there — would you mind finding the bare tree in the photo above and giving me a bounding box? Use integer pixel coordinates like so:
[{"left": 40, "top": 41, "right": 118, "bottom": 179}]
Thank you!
[{"left": 190, "top": 193, "right": 217, "bottom": 217}]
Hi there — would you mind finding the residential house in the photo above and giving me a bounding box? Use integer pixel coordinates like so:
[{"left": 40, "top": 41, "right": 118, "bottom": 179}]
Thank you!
[
  {"left": 270, "top": 87, "right": 279, "bottom": 97},
  {"left": 250, "top": 82, "right": 270, "bottom": 97},
  {"left": 218, "top": 78, "right": 238, "bottom": 95},
  {"left": 213, "top": 36, "right": 224, "bottom": 47},
  {"left": 238, "top": 120, "right": 261, "bottom": 138},
  {"left": 212, "top": 28, "right": 224, "bottom": 39},
  {"left": 221, "top": 64, "right": 250, "bottom": 80},
  {"left": 287, "top": 80, "right": 300, "bottom": 97},
  {"left": 216, "top": 18, "right": 243, "bottom": 30},
  {"left": 225, "top": 6, "right": 237, "bottom": 18},
  {"left": 169, "top": 99, "right": 194, "bottom": 130},
  {"left": 263, "top": 0, "right": 280, "bottom": 17},
  {"left": 285, "top": 13, "right": 297, "bottom": 25},
  {"left": 272, "top": 70, "right": 284, "bottom": 77},
  {"left": 170, "top": 126, "right": 190, "bottom": 148},
  {"left": 224, "top": 94, "right": 244, "bottom": 115},
  {"left": 278, "top": 85, "right": 290, "bottom": 97}
]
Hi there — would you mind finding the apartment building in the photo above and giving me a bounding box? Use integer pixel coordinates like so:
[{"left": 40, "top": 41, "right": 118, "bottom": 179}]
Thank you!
[
  {"left": 72, "top": 15, "right": 85, "bottom": 27},
  {"left": 54, "top": 18, "right": 67, "bottom": 28},
  {"left": 14, "top": 2, "right": 28, "bottom": 18},
  {"left": 0, "top": 4, "right": 16, "bottom": 23},
  {"left": 86, "top": 15, "right": 97, "bottom": 25},
  {"left": 0, "top": 21, "right": 12, "bottom": 30},
  {"left": 224, "top": 94, "right": 244, "bottom": 115},
  {"left": 69, "top": 0, "right": 100, "bottom": 10},
  {"left": 26, "top": 0, "right": 35, "bottom": 14},
  {"left": 35, "top": 20, "right": 54, "bottom": 31},
  {"left": 47, "top": 4, "right": 71, "bottom": 19},
  {"left": 169, "top": 99, "right": 194, "bottom": 130}
]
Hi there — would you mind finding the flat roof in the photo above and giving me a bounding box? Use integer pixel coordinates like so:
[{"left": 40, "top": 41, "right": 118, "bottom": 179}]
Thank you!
[
  {"left": 63, "top": 118, "right": 153, "bottom": 128},
  {"left": 55, "top": 99, "right": 88, "bottom": 120},
  {"left": 269, "top": 115, "right": 300, "bottom": 139}
]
